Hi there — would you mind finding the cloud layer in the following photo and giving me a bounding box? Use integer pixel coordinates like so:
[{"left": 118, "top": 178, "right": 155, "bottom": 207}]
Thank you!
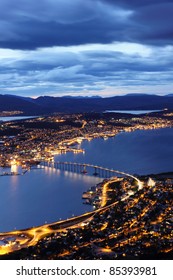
[{"left": 0, "top": 0, "right": 172, "bottom": 96}]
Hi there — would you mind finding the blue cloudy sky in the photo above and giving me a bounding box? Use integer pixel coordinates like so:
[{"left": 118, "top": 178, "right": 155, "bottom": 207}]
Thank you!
[{"left": 0, "top": 0, "right": 173, "bottom": 97}]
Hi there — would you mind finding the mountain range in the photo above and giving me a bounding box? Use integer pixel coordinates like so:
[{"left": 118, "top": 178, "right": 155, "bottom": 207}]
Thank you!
[{"left": 1, "top": 94, "right": 173, "bottom": 115}]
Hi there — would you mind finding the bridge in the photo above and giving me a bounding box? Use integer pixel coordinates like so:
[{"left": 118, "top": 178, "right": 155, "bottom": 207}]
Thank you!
[{"left": 41, "top": 161, "right": 142, "bottom": 188}]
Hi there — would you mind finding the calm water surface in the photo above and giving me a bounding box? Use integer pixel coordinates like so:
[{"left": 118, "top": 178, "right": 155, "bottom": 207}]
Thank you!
[
  {"left": 104, "top": 110, "right": 163, "bottom": 114},
  {"left": 0, "top": 168, "right": 101, "bottom": 232},
  {"left": 55, "top": 128, "right": 173, "bottom": 175},
  {"left": 0, "top": 116, "right": 38, "bottom": 122},
  {"left": 0, "top": 127, "right": 173, "bottom": 232}
]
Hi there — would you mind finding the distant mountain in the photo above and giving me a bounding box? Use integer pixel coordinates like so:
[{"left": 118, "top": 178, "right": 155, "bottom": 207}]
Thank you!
[
  {"left": 62, "top": 95, "right": 102, "bottom": 99},
  {"left": 1, "top": 94, "right": 173, "bottom": 115},
  {"left": 125, "top": 93, "right": 153, "bottom": 96},
  {"left": 0, "top": 94, "right": 50, "bottom": 115}
]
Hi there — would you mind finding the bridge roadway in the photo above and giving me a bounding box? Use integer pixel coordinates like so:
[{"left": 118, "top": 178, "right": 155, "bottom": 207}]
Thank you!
[
  {"left": 0, "top": 165, "right": 142, "bottom": 255},
  {"left": 0, "top": 163, "right": 142, "bottom": 255},
  {"left": 42, "top": 161, "right": 142, "bottom": 188}
]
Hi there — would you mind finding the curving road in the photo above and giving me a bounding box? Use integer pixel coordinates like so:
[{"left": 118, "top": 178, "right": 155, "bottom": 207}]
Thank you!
[{"left": 0, "top": 164, "right": 143, "bottom": 256}]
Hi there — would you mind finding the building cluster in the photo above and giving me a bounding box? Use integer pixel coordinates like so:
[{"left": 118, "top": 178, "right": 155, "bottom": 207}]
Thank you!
[
  {"left": 35, "top": 178, "right": 173, "bottom": 260},
  {"left": 0, "top": 111, "right": 22, "bottom": 117},
  {"left": 0, "top": 111, "right": 173, "bottom": 167},
  {"left": 1, "top": 176, "right": 172, "bottom": 260},
  {"left": 0, "top": 110, "right": 172, "bottom": 260}
]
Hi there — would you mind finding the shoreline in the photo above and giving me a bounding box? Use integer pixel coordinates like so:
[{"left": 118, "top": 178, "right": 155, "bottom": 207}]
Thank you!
[
  {"left": 0, "top": 177, "right": 120, "bottom": 255},
  {"left": 0, "top": 125, "right": 173, "bottom": 257},
  {"left": 0, "top": 125, "right": 173, "bottom": 233},
  {"left": 0, "top": 171, "right": 172, "bottom": 259},
  {"left": 0, "top": 167, "right": 172, "bottom": 255}
]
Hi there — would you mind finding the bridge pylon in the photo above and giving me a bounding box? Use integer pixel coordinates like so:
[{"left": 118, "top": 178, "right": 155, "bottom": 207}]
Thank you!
[
  {"left": 93, "top": 167, "right": 99, "bottom": 176},
  {"left": 81, "top": 164, "right": 87, "bottom": 174}
]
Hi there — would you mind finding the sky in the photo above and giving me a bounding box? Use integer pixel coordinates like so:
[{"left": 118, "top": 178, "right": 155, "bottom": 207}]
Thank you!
[{"left": 0, "top": 0, "right": 173, "bottom": 97}]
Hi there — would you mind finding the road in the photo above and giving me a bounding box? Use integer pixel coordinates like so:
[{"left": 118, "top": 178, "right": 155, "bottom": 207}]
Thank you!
[{"left": 0, "top": 174, "right": 143, "bottom": 256}]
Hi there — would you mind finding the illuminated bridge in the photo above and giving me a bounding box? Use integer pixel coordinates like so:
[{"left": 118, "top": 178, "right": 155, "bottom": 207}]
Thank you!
[{"left": 41, "top": 161, "right": 142, "bottom": 188}]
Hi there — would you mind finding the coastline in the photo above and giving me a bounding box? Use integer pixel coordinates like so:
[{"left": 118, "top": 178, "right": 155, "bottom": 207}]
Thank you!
[
  {"left": 0, "top": 125, "right": 173, "bottom": 259},
  {"left": 0, "top": 168, "right": 172, "bottom": 256},
  {"left": 0, "top": 170, "right": 172, "bottom": 260},
  {"left": 1, "top": 125, "right": 173, "bottom": 232},
  {"left": 55, "top": 125, "right": 173, "bottom": 160}
]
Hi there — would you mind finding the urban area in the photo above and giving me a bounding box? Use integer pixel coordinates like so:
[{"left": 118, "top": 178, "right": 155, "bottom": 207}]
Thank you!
[{"left": 0, "top": 110, "right": 172, "bottom": 259}]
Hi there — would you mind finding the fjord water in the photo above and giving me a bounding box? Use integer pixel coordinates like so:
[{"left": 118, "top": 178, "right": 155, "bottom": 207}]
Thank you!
[
  {"left": 0, "top": 128, "right": 173, "bottom": 232},
  {"left": 0, "top": 116, "right": 38, "bottom": 122},
  {"left": 55, "top": 127, "right": 173, "bottom": 175},
  {"left": 104, "top": 110, "right": 163, "bottom": 114},
  {"left": 0, "top": 168, "right": 101, "bottom": 232}
]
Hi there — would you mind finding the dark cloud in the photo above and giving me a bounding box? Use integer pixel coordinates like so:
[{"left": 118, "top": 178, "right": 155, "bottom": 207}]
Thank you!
[
  {"left": 0, "top": 0, "right": 172, "bottom": 50},
  {"left": 0, "top": 1, "right": 126, "bottom": 49},
  {"left": 0, "top": 0, "right": 172, "bottom": 97},
  {"left": 102, "top": 0, "right": 163, "bottom": 8}
]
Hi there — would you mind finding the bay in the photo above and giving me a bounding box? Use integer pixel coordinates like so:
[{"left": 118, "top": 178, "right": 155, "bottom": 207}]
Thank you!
[
  {"left": 0, "top": 116, "right": 38, "bottom": 122},
  {"left": 55, "top": 127, "right": 173, "bottom": 175},
  {"left": 0, "top": 168, "right": 101, "bottom": 232},
  {"left": 0, "top": 127, "right": 173, "bottom": 233},
  {"left": 104, "top": 110, "right": 163, "bottom": 114}
]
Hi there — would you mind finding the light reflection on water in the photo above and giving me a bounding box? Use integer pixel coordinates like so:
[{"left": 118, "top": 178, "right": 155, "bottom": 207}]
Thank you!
[
  {"left": 55, "top": 128, "right": 173, "bottom": 175},
  {"left": 0, "top": 167, "right": 102, "bottom": 232},
  {"left": 1, "top": 127, "right": 173, "bottom": 232}
]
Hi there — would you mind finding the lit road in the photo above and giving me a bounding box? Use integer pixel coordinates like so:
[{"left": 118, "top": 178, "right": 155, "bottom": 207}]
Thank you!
[
  {"left": 0, "top": 176, "right": 171, "bottom": 258},
  {"left": 0, "top": 161, "right": 143, "bottom": 256},
  {"left": 0, "top": 177, "right": 126, "bottom": 255},
  {"left": 45, "top": 161, "right": 143, "bottom": 189}
]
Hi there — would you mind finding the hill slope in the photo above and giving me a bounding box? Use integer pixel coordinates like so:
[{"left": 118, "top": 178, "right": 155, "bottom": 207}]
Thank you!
[{"left": 0, "top": 94, "right": 173, "bottom": 114}]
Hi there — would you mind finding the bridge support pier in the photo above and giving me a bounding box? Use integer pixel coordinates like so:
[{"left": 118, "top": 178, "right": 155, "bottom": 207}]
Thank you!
[
  {"left": 81, "top": 164, "right": 87, "bottom": 174},
  {"left": 93, "top": 167, "right": 99, "bottom": 176},
  {"left": 40, "top": 161, "right": 141, "bottom": 188}
]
